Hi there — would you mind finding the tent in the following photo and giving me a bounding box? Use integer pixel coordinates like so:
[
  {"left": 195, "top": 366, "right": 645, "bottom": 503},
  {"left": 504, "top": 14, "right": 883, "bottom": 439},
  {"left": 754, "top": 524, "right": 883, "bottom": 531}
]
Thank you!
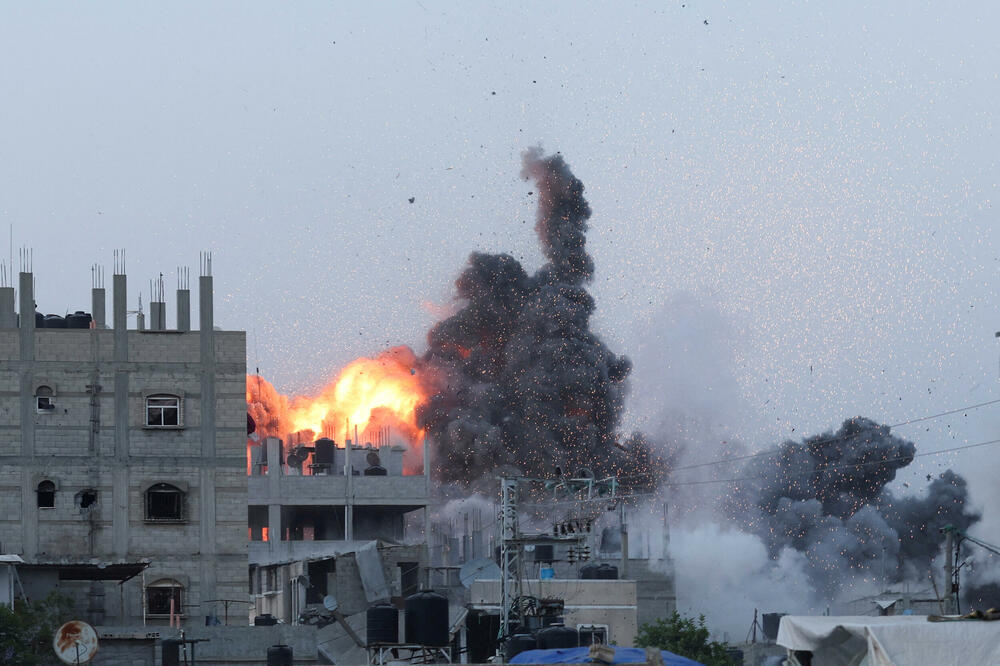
[
  {"left": 777, "top": 615, "right": 1000, "bottom": 666},
  {"left": 509, "top": 646, "right": 703, "bottom": 665}
]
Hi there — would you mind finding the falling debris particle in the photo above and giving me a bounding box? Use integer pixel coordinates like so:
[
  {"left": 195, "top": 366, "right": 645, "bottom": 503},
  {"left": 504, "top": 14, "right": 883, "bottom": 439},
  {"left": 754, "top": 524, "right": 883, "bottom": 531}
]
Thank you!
[
  {"left": 408, "top": 197, "right": 415, "bottom": 204},
  {"left": 703, "top": 19, "right": 709, "bottom": 25}
]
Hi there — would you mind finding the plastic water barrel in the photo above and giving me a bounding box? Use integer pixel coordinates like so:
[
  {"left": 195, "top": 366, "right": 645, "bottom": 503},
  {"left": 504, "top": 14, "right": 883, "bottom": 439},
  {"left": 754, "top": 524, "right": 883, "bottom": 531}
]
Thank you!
[
  {"left": 596, "top": 563, "right": 618, "bottom": 579},
  {"left": 537, "top": 624, "right": 579, "bottom": 649},
  {"left": 404, "top": 590, "right": 449, "bottom": 646},
  {"left": 66, "top": 311, "right": 92, "bottom": 328},
  {"left": 367, "top": 602, "right": 399, "bottom": 644},
  {"left": 579, "top": 564, "right": 600, "bottom": 579},
  {"left": 266, "top": 644, "right": 293, "bottom": 666},
  {"left": 505, "top": 633, "right": 537, "bottom": 660}
]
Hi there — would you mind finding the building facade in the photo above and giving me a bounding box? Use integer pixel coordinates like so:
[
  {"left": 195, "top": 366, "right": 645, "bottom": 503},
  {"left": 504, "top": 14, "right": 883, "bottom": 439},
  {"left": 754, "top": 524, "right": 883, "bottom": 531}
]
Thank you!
[{"left": 0, "top": 264, "right": 247, "bottom": 628}]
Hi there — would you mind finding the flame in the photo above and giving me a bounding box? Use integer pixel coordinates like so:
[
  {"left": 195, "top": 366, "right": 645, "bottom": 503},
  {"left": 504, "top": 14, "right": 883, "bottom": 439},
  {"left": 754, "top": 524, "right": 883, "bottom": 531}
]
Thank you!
[{"left": 247, "top": 346, "right": 428, "bottom": 473}]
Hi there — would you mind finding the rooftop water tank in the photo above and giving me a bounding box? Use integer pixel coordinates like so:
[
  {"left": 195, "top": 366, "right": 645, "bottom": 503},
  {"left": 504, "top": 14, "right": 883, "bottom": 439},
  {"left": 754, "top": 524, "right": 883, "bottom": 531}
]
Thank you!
[
  {"left": 505, "top": 634, "right": 537, "bottom": 661},
  {"left": 366, "top": 603, "right": 399, "bottom": 645},
  {"left": 537, "top": 624, "right": 578, "bottom": 650},
  {"left": 43, "top": 314, "right": 66, "bottom": 328},
  {"left": 404, "top": 590, "right": 448, "bottom": 646},
  {"left": 66, "top": 311, "right": 92, "bottom": 329}
]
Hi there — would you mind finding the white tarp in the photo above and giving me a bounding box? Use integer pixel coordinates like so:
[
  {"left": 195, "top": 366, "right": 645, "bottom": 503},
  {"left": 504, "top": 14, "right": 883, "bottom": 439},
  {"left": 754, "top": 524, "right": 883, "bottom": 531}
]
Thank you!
[{"left": 777, "top": 615, "right": 1000, "bottom": 666}]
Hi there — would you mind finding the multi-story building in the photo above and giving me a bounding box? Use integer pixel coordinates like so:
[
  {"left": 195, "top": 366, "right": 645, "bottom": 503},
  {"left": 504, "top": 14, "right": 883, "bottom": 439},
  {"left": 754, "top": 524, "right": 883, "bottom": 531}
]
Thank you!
[
  {"left": 247, "top": 436, "right": 430, "bottom": 627},
  {"left": 0, "top": 260, "right": 247, "bottom": 628}
]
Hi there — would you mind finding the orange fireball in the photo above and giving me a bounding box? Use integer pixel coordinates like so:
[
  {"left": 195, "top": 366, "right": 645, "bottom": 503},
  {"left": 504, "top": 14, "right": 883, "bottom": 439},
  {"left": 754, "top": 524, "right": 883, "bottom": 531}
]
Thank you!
[{"left": 247, "top": 346, "right": 428, "bottom": 473}]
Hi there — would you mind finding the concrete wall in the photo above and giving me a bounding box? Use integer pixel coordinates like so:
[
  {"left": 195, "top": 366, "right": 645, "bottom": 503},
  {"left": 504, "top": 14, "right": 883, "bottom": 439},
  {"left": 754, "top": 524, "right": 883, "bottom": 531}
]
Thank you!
[{"left": 0, "top": 277, "right": 248, "bottom": 629}]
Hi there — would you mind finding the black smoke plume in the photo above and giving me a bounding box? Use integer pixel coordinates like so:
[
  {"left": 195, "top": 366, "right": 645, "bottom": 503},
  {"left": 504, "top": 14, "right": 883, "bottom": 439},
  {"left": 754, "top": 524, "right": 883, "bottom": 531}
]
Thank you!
[
  {"left": 730, "top": 417, "right": 980, "bottom": 595},
  {"left": 418, "top": 148, "right": 665, "bottom": 487}
]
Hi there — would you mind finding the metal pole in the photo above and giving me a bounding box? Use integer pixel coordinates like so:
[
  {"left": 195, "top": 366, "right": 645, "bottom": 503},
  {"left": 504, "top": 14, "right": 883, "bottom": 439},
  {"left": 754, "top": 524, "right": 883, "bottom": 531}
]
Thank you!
[
  {"left": 944, "top": 529, "right": 955, "bottom": 614},
  {"left": 619, "top": 504, "right": 628, "bottom": 579},
  {"left": 499, "top": 477, "right": 521, "bottom": 641}
]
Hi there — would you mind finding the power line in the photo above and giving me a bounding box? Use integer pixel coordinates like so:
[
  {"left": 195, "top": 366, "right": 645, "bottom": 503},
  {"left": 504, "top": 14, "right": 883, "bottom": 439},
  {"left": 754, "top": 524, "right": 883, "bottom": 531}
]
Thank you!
[
  {"left": 660, "top": 437, "right": 1000, "bottom": 488},
  {"left": 644, "top": 397, "right": 1000, "bottom": 477},
  {"left": 521, "top": 436, "right": 1000, "bottom": 505}
]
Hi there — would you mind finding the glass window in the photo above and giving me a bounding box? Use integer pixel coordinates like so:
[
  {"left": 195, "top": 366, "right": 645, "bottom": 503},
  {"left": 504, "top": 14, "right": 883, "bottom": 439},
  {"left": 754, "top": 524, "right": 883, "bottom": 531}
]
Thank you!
[
  {"left": 146, "top": 394, "right": 180, "bottom": 427},
  {"left": 36, "top": 385, "right": 55, "bottom": 413}
]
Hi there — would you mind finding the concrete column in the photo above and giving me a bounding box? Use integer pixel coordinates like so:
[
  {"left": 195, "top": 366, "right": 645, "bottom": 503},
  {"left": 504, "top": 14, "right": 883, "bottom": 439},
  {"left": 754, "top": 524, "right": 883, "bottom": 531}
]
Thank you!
[
  {"left": 19, "top": 272, "right": 33, "bottom": 360},
  {"left": 150, "top": 301, "right": 166, "bottom": 330},
  {"left": 112, "top": 466, "right": 128, "bottom": 557},
  {"left": 0, "top": 287, "right": 15, "bottom": 327},
  {"left": 266, "top": 438, "right": 283, "bottom": 550},
  {"left": 91, "top": 287, "right": 106, "bottom": 329},
  {"left": 18, "top": 273, "right": 34, "bottom": 460},
  {"left": 176, "top": 289, "right": 190, "bottom": 332},
  {"left": 199, "top": 275, "right": 215, "bottom": 457},
  {"left": 21, "top": 470, "right": 38, "bottom": 558},
  {"left": 199, "top": 467, "right": 218, "bottom": 610},
  {"left": 113, "top": 274, "right": 127, "bottom": 361}
]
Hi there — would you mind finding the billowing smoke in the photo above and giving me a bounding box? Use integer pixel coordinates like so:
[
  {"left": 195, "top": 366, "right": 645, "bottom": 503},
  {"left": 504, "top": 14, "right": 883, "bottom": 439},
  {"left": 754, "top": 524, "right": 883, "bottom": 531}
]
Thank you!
[
  {"left": 730, "top": 417, "right": 980, "bottom": 595},
  {"left": 419, "top": 148, "right": 666, "bottom": 487}
]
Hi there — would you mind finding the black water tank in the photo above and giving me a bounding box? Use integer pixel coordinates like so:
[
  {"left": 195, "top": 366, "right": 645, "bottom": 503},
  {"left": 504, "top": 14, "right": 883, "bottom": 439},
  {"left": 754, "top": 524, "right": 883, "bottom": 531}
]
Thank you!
[
  {"left": 162, "top": 638, "right": 182, "bottom": 666},
  {"left": 537, "top": 624, "right": 579, "bottom": 649},
  {"left": 596, "top": 564, "right": 618, "bottom": 580},
  {"left": 534, "top": 545, "right": 554, "bottom": 562},
  {"left": 579, "top": 564, "right": 600, "bottom": 579},
  {"left": 254, "top": 613, "right": 278, "bottom": 626},
  {"left": 34, "top": 312, "right": 44, "bottom": 327},
  {"left": 313, "top": 438, "right": 335, "bottom": 465},
  {"left": 267, "top": 644, "right": 293, "bottom": 666},
  {"left": 404, "top": 590, "right": 449, "bottom": 646},
  {"left": 762, "top": 613, "right": 785, "bottom": 641},
  {"left": 43, "top": 314, "right": 66, "bottom": 328},
  {"left": 505, "top": 634, "right": 537, "bottom": 661},
  {"left": 367, "top": 602, "right": 399, "bottom": 644},
  {"left": 725, "top": 647, "right": 745, "bottom": 665},
  {"left": 364, "top": 465, "right": 387, "bottom": 476},
  {"left": 66, "top": 311, "right": 92, "bottom": 329}
]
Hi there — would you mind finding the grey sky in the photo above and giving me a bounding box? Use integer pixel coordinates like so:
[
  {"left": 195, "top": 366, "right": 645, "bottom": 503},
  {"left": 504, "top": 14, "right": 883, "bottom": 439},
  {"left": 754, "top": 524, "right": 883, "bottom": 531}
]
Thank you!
[{"left": 3, "top": 2, "right": 998, "bottom": 516}]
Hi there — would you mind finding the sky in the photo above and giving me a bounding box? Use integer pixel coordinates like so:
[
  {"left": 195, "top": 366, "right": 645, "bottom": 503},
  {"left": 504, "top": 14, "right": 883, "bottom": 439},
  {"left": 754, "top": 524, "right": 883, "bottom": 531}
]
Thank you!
[{"left": 3, "top": 0, "right": 999, "bottom": 596}]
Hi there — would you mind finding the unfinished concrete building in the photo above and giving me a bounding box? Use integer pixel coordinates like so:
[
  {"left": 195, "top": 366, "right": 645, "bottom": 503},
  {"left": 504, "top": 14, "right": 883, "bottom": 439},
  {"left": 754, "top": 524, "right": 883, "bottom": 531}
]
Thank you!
[
  {"left": 247, "top": 436, "right": 429, "bottom": 627},
  {"left": 0, "top": 257, "right": 247, "bottom": 629}
]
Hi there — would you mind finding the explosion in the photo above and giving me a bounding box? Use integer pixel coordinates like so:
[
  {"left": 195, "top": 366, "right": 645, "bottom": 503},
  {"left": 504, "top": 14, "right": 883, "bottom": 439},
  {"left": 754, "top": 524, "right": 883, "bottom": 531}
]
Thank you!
[
  {"left": 728, "top": 417, "right": 980, "bottom": 596},
  {"left": 246, "top": 149, "right": 668, "bottom": 489},
  {"left": 247, "top": 346, "right": 428, "bottom": 473}
]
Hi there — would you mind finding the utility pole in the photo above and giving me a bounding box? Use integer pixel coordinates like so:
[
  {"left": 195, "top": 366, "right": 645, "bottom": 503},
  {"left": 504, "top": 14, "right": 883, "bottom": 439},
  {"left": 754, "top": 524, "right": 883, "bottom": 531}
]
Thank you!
[
  {"left": 943, "top": 526, "right": 956, "bottom": 614},
  {"left": 499, "top": 477, "right": 521, "bottom": 641}
]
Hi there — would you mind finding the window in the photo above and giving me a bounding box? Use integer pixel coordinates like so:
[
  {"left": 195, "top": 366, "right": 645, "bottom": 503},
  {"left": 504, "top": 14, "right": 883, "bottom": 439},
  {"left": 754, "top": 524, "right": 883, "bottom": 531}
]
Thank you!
[
  {"left": 145, "top": 394, "right": 181, "bottom": 427},
  {"left": 578, "top": 624, "right": 609, "bottom": 646},
  {"left": 35, "top": 385, "right": 55, "bottom": 413},
  {"left": 145, "top": 483, "right": 184, "bottom": 521},
  {"left": 146, "top": 579, "right": 183, "bottom": 616},
  {"left": 37, "top": 480, "right": 55, "bottom": 508}
]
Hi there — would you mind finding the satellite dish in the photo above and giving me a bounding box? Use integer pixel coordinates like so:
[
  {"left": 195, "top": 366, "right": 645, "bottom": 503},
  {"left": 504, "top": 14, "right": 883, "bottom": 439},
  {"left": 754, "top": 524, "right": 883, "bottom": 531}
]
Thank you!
[
  {"left": 459, "top": 558, "right": 502, "bottom": 588},
  {"left": 53, "top": 620, "right": 99, "bottom": 664},
  {"left": 323, "top": 595, "right": 339, "bottom": 612}
]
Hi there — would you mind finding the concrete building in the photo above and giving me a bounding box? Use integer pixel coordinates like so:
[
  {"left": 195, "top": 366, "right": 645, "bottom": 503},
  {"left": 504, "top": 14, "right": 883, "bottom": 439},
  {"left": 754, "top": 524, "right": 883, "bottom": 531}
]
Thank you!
[
  {"left": 247, "top": 436, "right": 430, "bottom": 627},
  {"left": 0, "top": 260, "right": 247, "bottom": 630}
]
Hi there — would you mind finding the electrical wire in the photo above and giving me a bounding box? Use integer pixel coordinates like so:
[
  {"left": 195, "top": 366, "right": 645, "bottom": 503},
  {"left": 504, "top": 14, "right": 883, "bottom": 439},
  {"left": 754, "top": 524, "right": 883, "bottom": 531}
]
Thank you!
[
  {"left": 520, "top": 435, "right": 1000, "bottom": 505},
  {"left": 613, "top": 396, "right": 1000, "bottom": 482}
]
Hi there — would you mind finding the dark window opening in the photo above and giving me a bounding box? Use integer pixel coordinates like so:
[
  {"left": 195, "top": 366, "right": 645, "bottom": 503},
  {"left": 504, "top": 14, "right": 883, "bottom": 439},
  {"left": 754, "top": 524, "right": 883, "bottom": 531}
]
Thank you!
[
  {"left": 36, "top": 386, "right": 55, "bottom": 412},
  {"left": 399, "top": 562, "right": 419, "bottom": 596},
  {"left": 146, "top": 483, "right": 184, "bottom": 521},
  {"left": 306, "top": 559, "right": 336, "bottom": 604},
  {"left": 37, "top": 480, "right": 55, "bottom": 508},
  {"left": 146, "top": 394, "right": 180, "bottom": 427},
  {"left": 76, "top": 490, "right": 98, "bottom": 509},
  {"left": 147, "top": 582, "right": 183, "bottom": 615}
]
